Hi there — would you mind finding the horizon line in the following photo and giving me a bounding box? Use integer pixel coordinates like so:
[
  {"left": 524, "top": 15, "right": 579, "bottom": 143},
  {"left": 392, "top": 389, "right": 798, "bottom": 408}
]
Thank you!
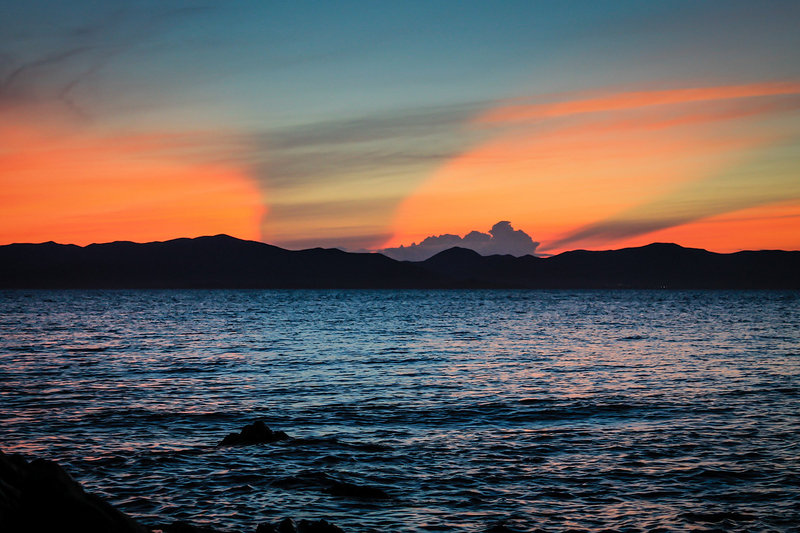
[{"left": 2, "top": 234, "right": 797, "bottom": 257}]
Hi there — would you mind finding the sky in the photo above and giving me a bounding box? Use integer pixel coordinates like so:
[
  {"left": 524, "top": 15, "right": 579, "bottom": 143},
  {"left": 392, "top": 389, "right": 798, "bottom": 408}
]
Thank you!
[{"left": 2, "top": 0, "right": 799, "bottom": 254}]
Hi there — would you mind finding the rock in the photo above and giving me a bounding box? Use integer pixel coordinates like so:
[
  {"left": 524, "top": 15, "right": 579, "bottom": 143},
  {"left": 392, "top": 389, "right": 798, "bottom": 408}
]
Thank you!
[
  {"left": 277, "top": 517, "right": 298, "bottom": 533},
  {"left": 255, "top": 521, "right": 278, "bottom": 533},
  {"left": 325, "top": 481, "right": 390, "bottom": 500},
  {"left": 257, "top": 517, "right": 345, "bottom": 533},
  {"left": 0, "top": 449, "right": 148, "bottom": 533},
  {"left": 218, "top": 421, "right": 291, "bottom": 447},
  {"left": 2, "top": 448, "right": 349, "bottom": 533},
  {"left": 162, "top": 520, "right": 237, "bottom": 533},
  {"left": 297, "top": 519, "right": 345, "bottom": 533},
  {"left": 270, "top": 471, "right": 390, "bottom": 501}
]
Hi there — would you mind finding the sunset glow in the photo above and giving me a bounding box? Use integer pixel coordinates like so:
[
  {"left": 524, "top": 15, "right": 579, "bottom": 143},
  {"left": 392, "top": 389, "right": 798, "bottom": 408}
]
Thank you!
[
  {"left": 387, "top": 83, "right": 800, "bottom": 253},
  {"left": 0, "top": 119, "right": 263, "bottom": 245},
  {"left": 1, "top": 2, "right": 799, "bottom": 253},
  {"left": 3, "top": 6, "right": 800, "bottom": 533},
  {"left": 478, "top": 82, "right": 800, "bottom": 123},
  {"left": 622, "top": 201, "right": 800, "bottom": 252}
]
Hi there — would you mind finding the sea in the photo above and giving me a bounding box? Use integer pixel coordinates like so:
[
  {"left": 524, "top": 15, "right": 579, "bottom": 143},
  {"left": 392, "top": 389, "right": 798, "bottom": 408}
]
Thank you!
[{"left": 0, "top": 290, "right": 798, "bottom": 532}]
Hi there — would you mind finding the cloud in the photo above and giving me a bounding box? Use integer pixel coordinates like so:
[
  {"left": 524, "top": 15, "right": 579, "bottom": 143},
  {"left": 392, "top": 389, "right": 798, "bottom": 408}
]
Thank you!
[
  {"left": 262, "top": 197, "right": 400, "bottom": 251},
  {"left": 0, "top": 3, "right": 489, "bottom": 251},
  {"left": 0, "top": 3, "right": 215, "bottom": 117},
  {"left": 380, "top": 221, "right": 539, "bottom": 261},
  {"left": 253, "top": 100, "right": 486, "bottom": 187},
  {"left": 477, "top": 82, "right": 800, "bottom": 124},
  {"left": 388, "top": 81, "right": 800, "bottom": 254},
  {"left": 251, "top": 101, "right": 489, "bottom": 248}
]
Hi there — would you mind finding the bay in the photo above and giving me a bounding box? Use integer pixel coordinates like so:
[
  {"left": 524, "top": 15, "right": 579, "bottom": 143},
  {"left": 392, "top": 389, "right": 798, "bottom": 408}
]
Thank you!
[{"left": 1, "top": 290, "right": 798, "bottom": 532}]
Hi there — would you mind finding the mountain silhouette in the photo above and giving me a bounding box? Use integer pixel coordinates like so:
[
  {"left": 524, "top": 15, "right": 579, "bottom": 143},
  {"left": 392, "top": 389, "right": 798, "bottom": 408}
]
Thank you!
[
  {"left": 1, "top": 235, "right": 798, "bottom": 289},
  {"left": 0, "top": 235, "right": 444, "bottom": 289},
  {"left": 419, "top": 242, "right": 800, "bottom": 289}
]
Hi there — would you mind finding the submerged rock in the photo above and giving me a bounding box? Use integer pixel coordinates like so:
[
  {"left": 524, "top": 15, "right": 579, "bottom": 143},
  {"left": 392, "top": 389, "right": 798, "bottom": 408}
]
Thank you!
[
  {"left": 218, "top": 421, "right": 291, "bottom": 447},
  {"left": 162, "top": 520, "right": 240, "bottom": 533},
  {"left": 1, "top": 449, "right": 348, "bottom": 533},
  {"left": 270, "top": 471, "right": 390, "bottom": 501},
  {"left": 277, "top": 517, "right": 297, "bottom": 533},
  {"left": 0, "top": 450, "right": 148, "bottom": 533},
  {"left": 297, "top": 519, "right": 345, "bottom": 533},
  {"left": 256, "top": 518, "right": 344, "bottom": 533}
]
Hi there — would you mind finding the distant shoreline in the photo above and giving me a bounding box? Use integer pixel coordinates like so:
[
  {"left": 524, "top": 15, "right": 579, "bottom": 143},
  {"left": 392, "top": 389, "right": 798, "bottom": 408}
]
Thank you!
[{"left": 2, "top": 235, "right": 798, "bottom": 289}]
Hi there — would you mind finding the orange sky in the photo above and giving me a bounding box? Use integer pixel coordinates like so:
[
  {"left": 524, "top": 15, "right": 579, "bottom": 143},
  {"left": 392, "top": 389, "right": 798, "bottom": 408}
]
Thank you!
[
  {"left": 621, "top": 201, "right": 800, "bottom": 252},
  {"left": 2, "top": 82, "right": 799, "bottom": 253},
  {"left": 478, "top": 82, "right": 800, "bottom": 123},
  {"left": 0, "top": 116, "right": 263, "bottom": 246},
  {"left": 3, "top": 3, "right": 800, "bottom": 254},
  {"left": 386, "top": 83, "right": 800, "bottom": 253}
]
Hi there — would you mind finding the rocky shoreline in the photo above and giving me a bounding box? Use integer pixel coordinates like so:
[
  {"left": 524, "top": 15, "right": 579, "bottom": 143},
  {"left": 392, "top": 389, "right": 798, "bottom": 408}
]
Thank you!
[
  {"left": 0, "top": 447, "right": 347, "bottom": 533},
  {"left": 1, "top": 421, "right": 520, "bottom": 533},
  {"left": 0, "top": 422, "right": 353, "bottom": 533}
]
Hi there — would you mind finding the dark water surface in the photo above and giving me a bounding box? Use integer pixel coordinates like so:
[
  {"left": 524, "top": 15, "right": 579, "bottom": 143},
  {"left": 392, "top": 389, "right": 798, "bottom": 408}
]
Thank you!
[{"left": 1, "top": 290, "right": 798, "bottom": 532}]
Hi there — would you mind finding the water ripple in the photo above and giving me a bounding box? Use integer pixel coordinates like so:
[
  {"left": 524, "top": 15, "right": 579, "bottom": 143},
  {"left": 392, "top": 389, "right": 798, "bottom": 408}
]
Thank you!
[{"left": 1, "top": 289, "right": 798, "bottom": 532}]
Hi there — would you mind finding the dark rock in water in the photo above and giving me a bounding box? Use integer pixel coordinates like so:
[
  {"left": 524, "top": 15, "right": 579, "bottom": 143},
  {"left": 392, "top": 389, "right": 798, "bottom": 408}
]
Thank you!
[
  {"left": 1, "top": 449, "right": 347, "bottom": 533},
  {"left": 277, "top": 517, "right": 298, "bottom": 533},
  {"left": 297, "top": 519, "right": 345, "bottom": 533},
  {"left": 256, "top": 523, "right": 278, "bottom": 533},
  {"left": 219, "top": 421, "right": 291, "bottom": 446},
  {"left": 163, "top": 520, "right": 239, "bottom": 533},
  {"left": 257, "top": 518, "right": 344, "bottom": 533},
  {"left": 0, "top": 449, "right": 147, "bottom": 533},
  {"left": 325, "top": 480, "right": 390, "bottom": 500},
  {"left": 271, "top": 471, "right": 390, "bottom": 501}
]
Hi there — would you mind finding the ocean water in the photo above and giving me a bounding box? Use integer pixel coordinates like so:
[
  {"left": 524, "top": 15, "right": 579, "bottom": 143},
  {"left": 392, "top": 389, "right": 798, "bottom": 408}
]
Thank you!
[{"left": 0, "top": 290, "right": 798, "bottom": 532}]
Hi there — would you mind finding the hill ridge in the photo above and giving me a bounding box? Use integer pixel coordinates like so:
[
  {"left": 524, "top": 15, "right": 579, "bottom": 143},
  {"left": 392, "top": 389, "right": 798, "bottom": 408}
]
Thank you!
[{"left": 1, "top": 235, "right": 798, "bottom": 289}]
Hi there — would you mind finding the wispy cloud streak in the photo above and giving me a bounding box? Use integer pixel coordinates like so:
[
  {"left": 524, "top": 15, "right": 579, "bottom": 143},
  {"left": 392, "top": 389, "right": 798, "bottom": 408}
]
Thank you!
[
  {"left": 548, "top": 139, "right": 800, "bottom": 249},
  {"left": 478, "top": 82, "right": 800, "bottom": 123},
  {"left": 389, "top": 82, "right": 800, "bottom": 252}
]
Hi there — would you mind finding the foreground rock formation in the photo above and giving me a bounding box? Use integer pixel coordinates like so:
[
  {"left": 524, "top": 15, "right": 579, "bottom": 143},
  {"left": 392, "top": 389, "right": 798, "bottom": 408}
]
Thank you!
[
  {"left": 256, "top": 517, "right": 344, "bottom": 533},
  {"left": 161, "top": 517, "right": 344, "bottom": 533},
  {"left": 3, "top": 423, "right": 512, "bottom": 532},
  {"left": 0, "top": 448, "right": 346, "bottom": 533},
  {"left": 0, "top": 450, "right": 147, "bottom": 533}
]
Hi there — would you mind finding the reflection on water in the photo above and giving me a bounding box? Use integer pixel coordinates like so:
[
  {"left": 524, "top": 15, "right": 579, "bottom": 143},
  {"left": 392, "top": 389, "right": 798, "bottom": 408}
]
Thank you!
[{"left": 0, "top": 290, "right": 798, "bottom": 532}]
